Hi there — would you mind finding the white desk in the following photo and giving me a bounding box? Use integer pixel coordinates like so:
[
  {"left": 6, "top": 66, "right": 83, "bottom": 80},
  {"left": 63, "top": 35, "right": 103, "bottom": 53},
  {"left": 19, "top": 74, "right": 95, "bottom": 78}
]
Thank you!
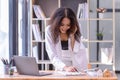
[{"left": 0, "top": 71, "right": 117, "bottom": 80}]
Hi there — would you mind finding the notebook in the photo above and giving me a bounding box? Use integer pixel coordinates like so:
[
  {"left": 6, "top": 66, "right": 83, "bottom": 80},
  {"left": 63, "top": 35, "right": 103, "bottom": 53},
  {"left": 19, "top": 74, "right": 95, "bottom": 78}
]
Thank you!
[{"left": 13, "top": 56, "right": 52, "bottom": 76}]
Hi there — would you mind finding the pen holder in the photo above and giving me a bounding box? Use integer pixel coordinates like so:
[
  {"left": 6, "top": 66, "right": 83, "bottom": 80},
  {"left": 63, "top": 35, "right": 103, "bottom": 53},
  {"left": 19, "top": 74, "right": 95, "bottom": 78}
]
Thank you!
[
  {"left": 9, "top": 68, "right": 14, "bottom": 75},
  {"left": 3, "top": 65, "right": 9, "bottom": 75}
]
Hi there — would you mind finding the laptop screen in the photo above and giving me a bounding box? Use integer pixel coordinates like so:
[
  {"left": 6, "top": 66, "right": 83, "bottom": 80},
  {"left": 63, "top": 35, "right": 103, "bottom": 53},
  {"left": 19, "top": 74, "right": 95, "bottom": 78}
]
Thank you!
[{"left": 13, "top": 56, "right": 39, "bottom": 75}]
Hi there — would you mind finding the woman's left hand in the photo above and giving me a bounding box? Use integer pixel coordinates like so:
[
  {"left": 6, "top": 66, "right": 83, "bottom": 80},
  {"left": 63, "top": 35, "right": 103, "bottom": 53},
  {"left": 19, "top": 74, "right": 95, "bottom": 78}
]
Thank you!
[{"left": 64, "top": 66, "right": 78, "bottom": 72}]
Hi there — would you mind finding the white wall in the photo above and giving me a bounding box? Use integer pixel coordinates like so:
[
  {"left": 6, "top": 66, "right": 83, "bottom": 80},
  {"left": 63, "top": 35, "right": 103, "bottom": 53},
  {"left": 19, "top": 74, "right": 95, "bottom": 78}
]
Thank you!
[{"left": 115, "top": 0, "right": 120, "bottom": 71}]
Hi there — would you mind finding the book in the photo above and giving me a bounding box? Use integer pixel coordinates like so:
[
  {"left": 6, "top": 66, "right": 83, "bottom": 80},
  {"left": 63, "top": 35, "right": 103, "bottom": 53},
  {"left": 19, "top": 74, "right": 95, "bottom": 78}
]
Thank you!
[
  {"left": 77, "top": 3, "right": 88, "bottom": 19},
  {"left": 32, "top": 24, "right": 42, "bottom": 41},
  {"left": 32, "top": 44, "right": 39, "bottom": 62},
  {"left": 33, "top": 5, "right": 46, "bottom": 19}
]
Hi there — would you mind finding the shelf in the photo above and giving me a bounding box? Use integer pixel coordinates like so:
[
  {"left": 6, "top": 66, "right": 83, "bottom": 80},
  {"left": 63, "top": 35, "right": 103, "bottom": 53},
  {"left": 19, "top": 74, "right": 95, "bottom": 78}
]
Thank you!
[
  {"left": 37, "top": 60, "right": 51, "bottom": 64},
  {"left": 77, "top": 18, "right": 113, "bottom": 21},
  {"left": 32, "top": 18, "right": 50, "bottom": 21},
  {"left": 30, "top": 0, "right": 115, "bottom": 71},
  {"left": 32, "top": 40, "right": 45, "bottom": 42},
  {"left": 81, "top": 39, "right": 89, "bottom": 42},
  {"left": 88, "top": 18, "right": 113, "bottom": 20},
  {"left": 77, "top": 18, "right": 88, "bottom": 20},
  {"left": 90, "top": 62, "right": 113, "bottom": 65},
  {"left": 81, "top": 40, "right": 113, "bottom": 42},
  {"left": 89, "top": 40, "right": 113, "bottom": 43}
]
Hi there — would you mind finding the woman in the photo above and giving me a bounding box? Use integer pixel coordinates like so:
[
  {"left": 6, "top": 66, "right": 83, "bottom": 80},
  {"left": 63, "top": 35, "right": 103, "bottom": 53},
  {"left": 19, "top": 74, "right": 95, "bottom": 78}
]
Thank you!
[{"left": 45, "top": 7, "right": 88, "bottom": 72}]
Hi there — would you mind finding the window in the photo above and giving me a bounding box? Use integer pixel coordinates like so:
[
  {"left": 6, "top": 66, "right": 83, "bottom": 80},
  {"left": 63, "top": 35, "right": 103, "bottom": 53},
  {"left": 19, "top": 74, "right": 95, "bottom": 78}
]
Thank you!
[
  {"left": 0, "top": 0, "right": 9, "bottom": 74},
  {"left": 18, "top": 0, "right": 29, "bottom": 56}
]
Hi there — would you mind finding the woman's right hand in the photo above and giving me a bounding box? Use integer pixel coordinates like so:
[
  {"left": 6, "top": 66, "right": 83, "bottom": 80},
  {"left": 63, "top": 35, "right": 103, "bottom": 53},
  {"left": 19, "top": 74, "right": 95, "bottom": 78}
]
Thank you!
[
  {"left": 63, "top": 66, "right": 78, "bottom": 72},
  {"left": 70, "top": 26, "right": 77, "bottom": 38}
]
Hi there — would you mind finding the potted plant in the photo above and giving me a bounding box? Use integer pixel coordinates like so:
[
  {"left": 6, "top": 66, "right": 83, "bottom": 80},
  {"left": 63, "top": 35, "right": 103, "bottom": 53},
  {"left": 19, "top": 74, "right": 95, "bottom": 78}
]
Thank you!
[
  {"left": 97, "top": 28, "right": 104, "bottom": 40},
  {"left": 97, "top": 32, "right": 103, "bottom": 40}
]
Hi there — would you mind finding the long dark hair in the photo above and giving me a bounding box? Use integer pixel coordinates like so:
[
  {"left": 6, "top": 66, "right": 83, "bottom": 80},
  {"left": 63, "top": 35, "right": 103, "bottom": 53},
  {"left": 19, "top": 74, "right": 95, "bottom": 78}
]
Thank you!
[{"left": 49, "top": 7, "right": 81, "bottom": 44}]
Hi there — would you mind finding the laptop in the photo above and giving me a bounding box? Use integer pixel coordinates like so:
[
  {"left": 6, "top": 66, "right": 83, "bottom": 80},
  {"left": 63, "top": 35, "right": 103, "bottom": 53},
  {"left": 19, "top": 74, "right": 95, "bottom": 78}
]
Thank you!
[{"left": 13, "top": 56, "right": 52, "bottom": 76}]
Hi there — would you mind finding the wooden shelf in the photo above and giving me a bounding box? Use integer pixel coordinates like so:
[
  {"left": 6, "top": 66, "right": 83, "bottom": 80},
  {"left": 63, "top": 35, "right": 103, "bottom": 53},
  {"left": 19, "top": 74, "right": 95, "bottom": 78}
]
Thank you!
[
  {"left": 37, "top": 60, "right": 51, "bottom": 64},
  {"left": 90, "top": 62, "right": 113, "bottom": 65},
  {"left": 89, "top": 40, "right": 113, "bottom": 43},
  {"left": 29, "top": 0, "right": 115, "bottom": 71},
  {"left": 32, "top": 40, "right": 45, "bottom": 43},
  {"left": 89, "top": 18, "right": 113, "bottom": 20},
  {"left": 32, "top": 18, "right": 50, "bottom": 21}
]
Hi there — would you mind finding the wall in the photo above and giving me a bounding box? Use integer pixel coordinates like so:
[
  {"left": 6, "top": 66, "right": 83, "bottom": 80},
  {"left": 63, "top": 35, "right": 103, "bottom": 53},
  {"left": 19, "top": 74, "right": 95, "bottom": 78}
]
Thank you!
[{"left": 115, "top": 0, "right": 120, "bottom": 71}]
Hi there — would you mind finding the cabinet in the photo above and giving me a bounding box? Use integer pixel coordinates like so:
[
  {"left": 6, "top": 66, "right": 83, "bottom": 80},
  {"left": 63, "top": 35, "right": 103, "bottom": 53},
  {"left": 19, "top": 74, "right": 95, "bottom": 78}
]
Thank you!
[{"left": 29, "top": 0, "right": 115, "bottom": 71}]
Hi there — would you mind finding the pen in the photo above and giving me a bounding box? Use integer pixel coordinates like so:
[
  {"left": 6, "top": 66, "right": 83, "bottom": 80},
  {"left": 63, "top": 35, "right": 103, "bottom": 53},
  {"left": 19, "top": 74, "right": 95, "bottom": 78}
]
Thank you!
[
  {"left": 9, "top": 58, "right": 13, "bottom": 65},
  {"left": 1, "top": 57, "right": 13, "bottom": 66},
  {"left": 1, "top": 58, "right": 7, "bottom": 65},
  {"left": 1, "top": 58, "right": 10, "bottom": 65},
  {"left": 5, "top": 59, "right": 8, "bottom": 65}
]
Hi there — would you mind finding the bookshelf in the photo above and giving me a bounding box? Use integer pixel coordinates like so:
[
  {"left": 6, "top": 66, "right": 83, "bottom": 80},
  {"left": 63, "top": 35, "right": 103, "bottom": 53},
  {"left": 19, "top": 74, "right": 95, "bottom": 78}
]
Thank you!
[
  {"left": 30, "top": 0, "right": 60, "bottom": 70},
  {"left": 29, "top": 0, "right": 115, "bottom": 71}
]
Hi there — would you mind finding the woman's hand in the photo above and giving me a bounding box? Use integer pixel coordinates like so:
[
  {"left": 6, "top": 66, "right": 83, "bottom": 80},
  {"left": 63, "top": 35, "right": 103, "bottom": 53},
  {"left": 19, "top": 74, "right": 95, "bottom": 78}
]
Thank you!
[
  {"left": 70, "top": 26, "right": 77, "bottom": 50},
  {"left": 63, "top": 66, "right": 78, "bottom": 72},
  {"left": 70, "top": 26, "right": 77, "bottom": 37}
]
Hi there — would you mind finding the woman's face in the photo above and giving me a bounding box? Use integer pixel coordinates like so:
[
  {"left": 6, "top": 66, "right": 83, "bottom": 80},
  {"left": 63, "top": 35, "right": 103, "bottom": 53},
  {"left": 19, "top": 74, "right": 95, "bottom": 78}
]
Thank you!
[{"left": 59, "top": 17, "right": 71, "bottom": 34}]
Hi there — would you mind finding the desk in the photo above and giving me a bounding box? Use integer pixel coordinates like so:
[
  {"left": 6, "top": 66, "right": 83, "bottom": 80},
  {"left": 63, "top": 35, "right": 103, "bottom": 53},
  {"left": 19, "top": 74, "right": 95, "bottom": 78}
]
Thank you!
[{"left": 0, "top": 71, "right": 117, "bottom": 80}]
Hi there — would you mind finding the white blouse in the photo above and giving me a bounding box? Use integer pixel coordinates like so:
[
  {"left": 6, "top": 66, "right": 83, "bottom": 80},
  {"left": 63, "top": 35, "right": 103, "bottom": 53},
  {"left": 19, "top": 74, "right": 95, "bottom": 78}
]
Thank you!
[{"left": 45, "top": 26, "right": 88, "bottom": 71}]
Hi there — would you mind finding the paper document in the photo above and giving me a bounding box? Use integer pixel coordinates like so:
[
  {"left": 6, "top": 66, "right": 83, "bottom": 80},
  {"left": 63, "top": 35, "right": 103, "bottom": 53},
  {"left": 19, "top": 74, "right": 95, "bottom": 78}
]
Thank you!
[{"left": 56, "top": 71, "right": 86, "bottom": 76}]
